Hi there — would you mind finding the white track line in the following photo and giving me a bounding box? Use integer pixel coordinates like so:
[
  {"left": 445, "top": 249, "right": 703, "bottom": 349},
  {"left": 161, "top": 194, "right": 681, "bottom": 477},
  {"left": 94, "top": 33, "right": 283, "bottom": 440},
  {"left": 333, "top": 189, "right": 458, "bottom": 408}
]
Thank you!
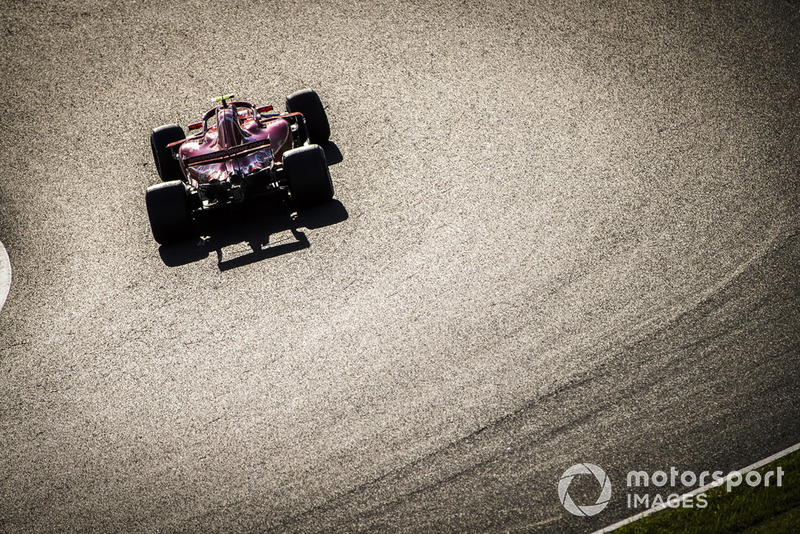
[
  {"left": 0, "top": 239, "right": 10, "bottom": 312},
  {"left": 592, "top": 441, "right": 800, "bottom": 534}
]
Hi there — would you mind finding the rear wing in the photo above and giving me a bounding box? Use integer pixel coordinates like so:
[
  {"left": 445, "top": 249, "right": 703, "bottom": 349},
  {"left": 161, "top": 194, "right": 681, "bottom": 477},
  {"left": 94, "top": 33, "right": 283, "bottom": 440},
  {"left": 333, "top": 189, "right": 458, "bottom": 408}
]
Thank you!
[{"left": 184, "top": 141, "right": 273, "bottom": 167}]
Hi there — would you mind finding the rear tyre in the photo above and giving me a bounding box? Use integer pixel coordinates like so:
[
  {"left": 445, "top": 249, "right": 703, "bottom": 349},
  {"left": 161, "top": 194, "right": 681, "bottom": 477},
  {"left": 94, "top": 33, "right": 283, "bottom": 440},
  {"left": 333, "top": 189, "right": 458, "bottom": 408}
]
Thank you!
[
  {"left": 145, "top": 181, "right": 194, "bottom": 244},
  {"left": 286, "top": 89, "right": 330, "bottom": 144},
  {"left": 151, "top": 124, "right": 185, "bottom": 182},
  {"left": 283, "top": 144, "right": 333, "bottom": 209}
]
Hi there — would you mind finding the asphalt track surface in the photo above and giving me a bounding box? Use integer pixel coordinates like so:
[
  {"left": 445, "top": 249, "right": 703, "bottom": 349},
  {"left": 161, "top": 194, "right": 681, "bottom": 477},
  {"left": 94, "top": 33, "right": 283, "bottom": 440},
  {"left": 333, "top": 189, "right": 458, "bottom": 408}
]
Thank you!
[{"left": 0, "top": 1, "right": 798, "bottom": 532}]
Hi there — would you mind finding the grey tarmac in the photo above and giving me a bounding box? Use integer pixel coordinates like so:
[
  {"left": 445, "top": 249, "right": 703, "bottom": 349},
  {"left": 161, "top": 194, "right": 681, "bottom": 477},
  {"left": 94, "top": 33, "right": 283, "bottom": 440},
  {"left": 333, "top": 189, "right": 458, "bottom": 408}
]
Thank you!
[{"left": 0, "top": 1, "right": 798, "bottom": 532}]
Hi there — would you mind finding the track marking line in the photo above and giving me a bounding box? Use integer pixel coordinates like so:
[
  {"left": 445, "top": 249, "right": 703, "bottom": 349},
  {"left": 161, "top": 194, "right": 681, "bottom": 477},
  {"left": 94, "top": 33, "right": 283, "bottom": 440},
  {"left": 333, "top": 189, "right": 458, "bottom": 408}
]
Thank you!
[
  {"left": 592, "top": 441, "right": 800, "bottom": 533},
  {"left": 0, "top": 239, "right": 10, "bottom": 313}
]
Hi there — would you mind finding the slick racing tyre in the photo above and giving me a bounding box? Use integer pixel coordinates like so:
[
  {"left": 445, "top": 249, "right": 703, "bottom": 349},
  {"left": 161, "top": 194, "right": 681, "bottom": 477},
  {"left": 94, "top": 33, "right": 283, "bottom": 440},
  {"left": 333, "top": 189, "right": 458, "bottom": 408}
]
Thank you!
[
  {"left": 151, "top": 124, "right": 186, "bottom": 182},
  {"left": 284, "top": 144, "right": 334, "bottom": 208},
  {"left": 145, "top": 180, "right": 194, "bottom": 244},
  {"left": 286, "top": 89, "right": 330, "bottom": 144}
]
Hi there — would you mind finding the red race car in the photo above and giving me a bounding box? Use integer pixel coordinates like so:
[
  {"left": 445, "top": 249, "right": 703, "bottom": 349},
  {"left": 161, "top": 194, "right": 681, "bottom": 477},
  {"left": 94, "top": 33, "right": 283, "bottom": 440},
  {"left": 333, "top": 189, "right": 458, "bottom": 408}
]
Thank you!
[{"left": 146, "top": 89, "right": 333, "bottom": 244}]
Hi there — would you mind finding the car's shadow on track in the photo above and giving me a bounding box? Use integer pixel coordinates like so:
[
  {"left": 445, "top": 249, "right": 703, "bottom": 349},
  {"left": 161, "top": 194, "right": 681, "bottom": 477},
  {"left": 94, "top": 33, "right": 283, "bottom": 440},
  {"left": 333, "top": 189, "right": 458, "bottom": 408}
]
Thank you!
[
  {"left": 322, "top": 141, "right": 343, "bottom": 165},
  {"left": 157, "top": 198, "right": 348, "bottom": 270}
]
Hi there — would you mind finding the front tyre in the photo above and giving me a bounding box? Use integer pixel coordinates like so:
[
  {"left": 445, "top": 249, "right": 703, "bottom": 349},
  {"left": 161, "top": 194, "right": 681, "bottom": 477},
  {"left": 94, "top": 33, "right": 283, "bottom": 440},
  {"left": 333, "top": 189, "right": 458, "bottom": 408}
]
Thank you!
[
  {"left": 284, "top": 144, "right": 334, "bottom": 209},
  {"left": 145, "top": 181, "right": 194, "bottom": 244},
  {"left": 151, "top": 124, "right": 185, "bottom": 182},
  {"left": 286, "top": 89, "right": 330, "bottom": 144}
]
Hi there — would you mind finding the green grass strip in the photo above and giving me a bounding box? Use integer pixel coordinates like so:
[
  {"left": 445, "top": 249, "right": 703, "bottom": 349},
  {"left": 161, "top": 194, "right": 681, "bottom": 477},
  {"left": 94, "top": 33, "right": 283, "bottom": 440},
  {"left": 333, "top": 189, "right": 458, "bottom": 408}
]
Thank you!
[{"left": 615, "top": 448, "right": 800, "bottom": 534}]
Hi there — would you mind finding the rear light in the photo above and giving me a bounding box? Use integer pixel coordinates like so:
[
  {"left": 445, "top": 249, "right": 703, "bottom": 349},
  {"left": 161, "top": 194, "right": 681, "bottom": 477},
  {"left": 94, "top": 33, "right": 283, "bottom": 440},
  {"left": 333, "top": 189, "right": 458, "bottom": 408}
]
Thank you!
[
  {"left": 188, "top": 122, "right": 203, "bottom": 131},
  {"left": 257, "top": 105, "right": 273, "bottom": 114}
]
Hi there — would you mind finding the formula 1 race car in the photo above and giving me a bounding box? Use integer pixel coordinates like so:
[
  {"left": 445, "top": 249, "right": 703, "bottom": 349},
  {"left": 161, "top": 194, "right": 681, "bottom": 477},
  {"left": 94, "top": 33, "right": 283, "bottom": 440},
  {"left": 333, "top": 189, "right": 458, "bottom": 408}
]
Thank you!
[{"left": 146, "top": 89, "right": 334, "bottom": 244}]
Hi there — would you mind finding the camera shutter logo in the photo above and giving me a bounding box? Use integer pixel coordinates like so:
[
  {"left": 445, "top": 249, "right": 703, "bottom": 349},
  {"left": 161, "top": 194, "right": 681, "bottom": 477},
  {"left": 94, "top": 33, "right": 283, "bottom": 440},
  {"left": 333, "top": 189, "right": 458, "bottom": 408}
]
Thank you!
[{"left": 558, "top": 463, "right": 612, "bottom": 516}]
